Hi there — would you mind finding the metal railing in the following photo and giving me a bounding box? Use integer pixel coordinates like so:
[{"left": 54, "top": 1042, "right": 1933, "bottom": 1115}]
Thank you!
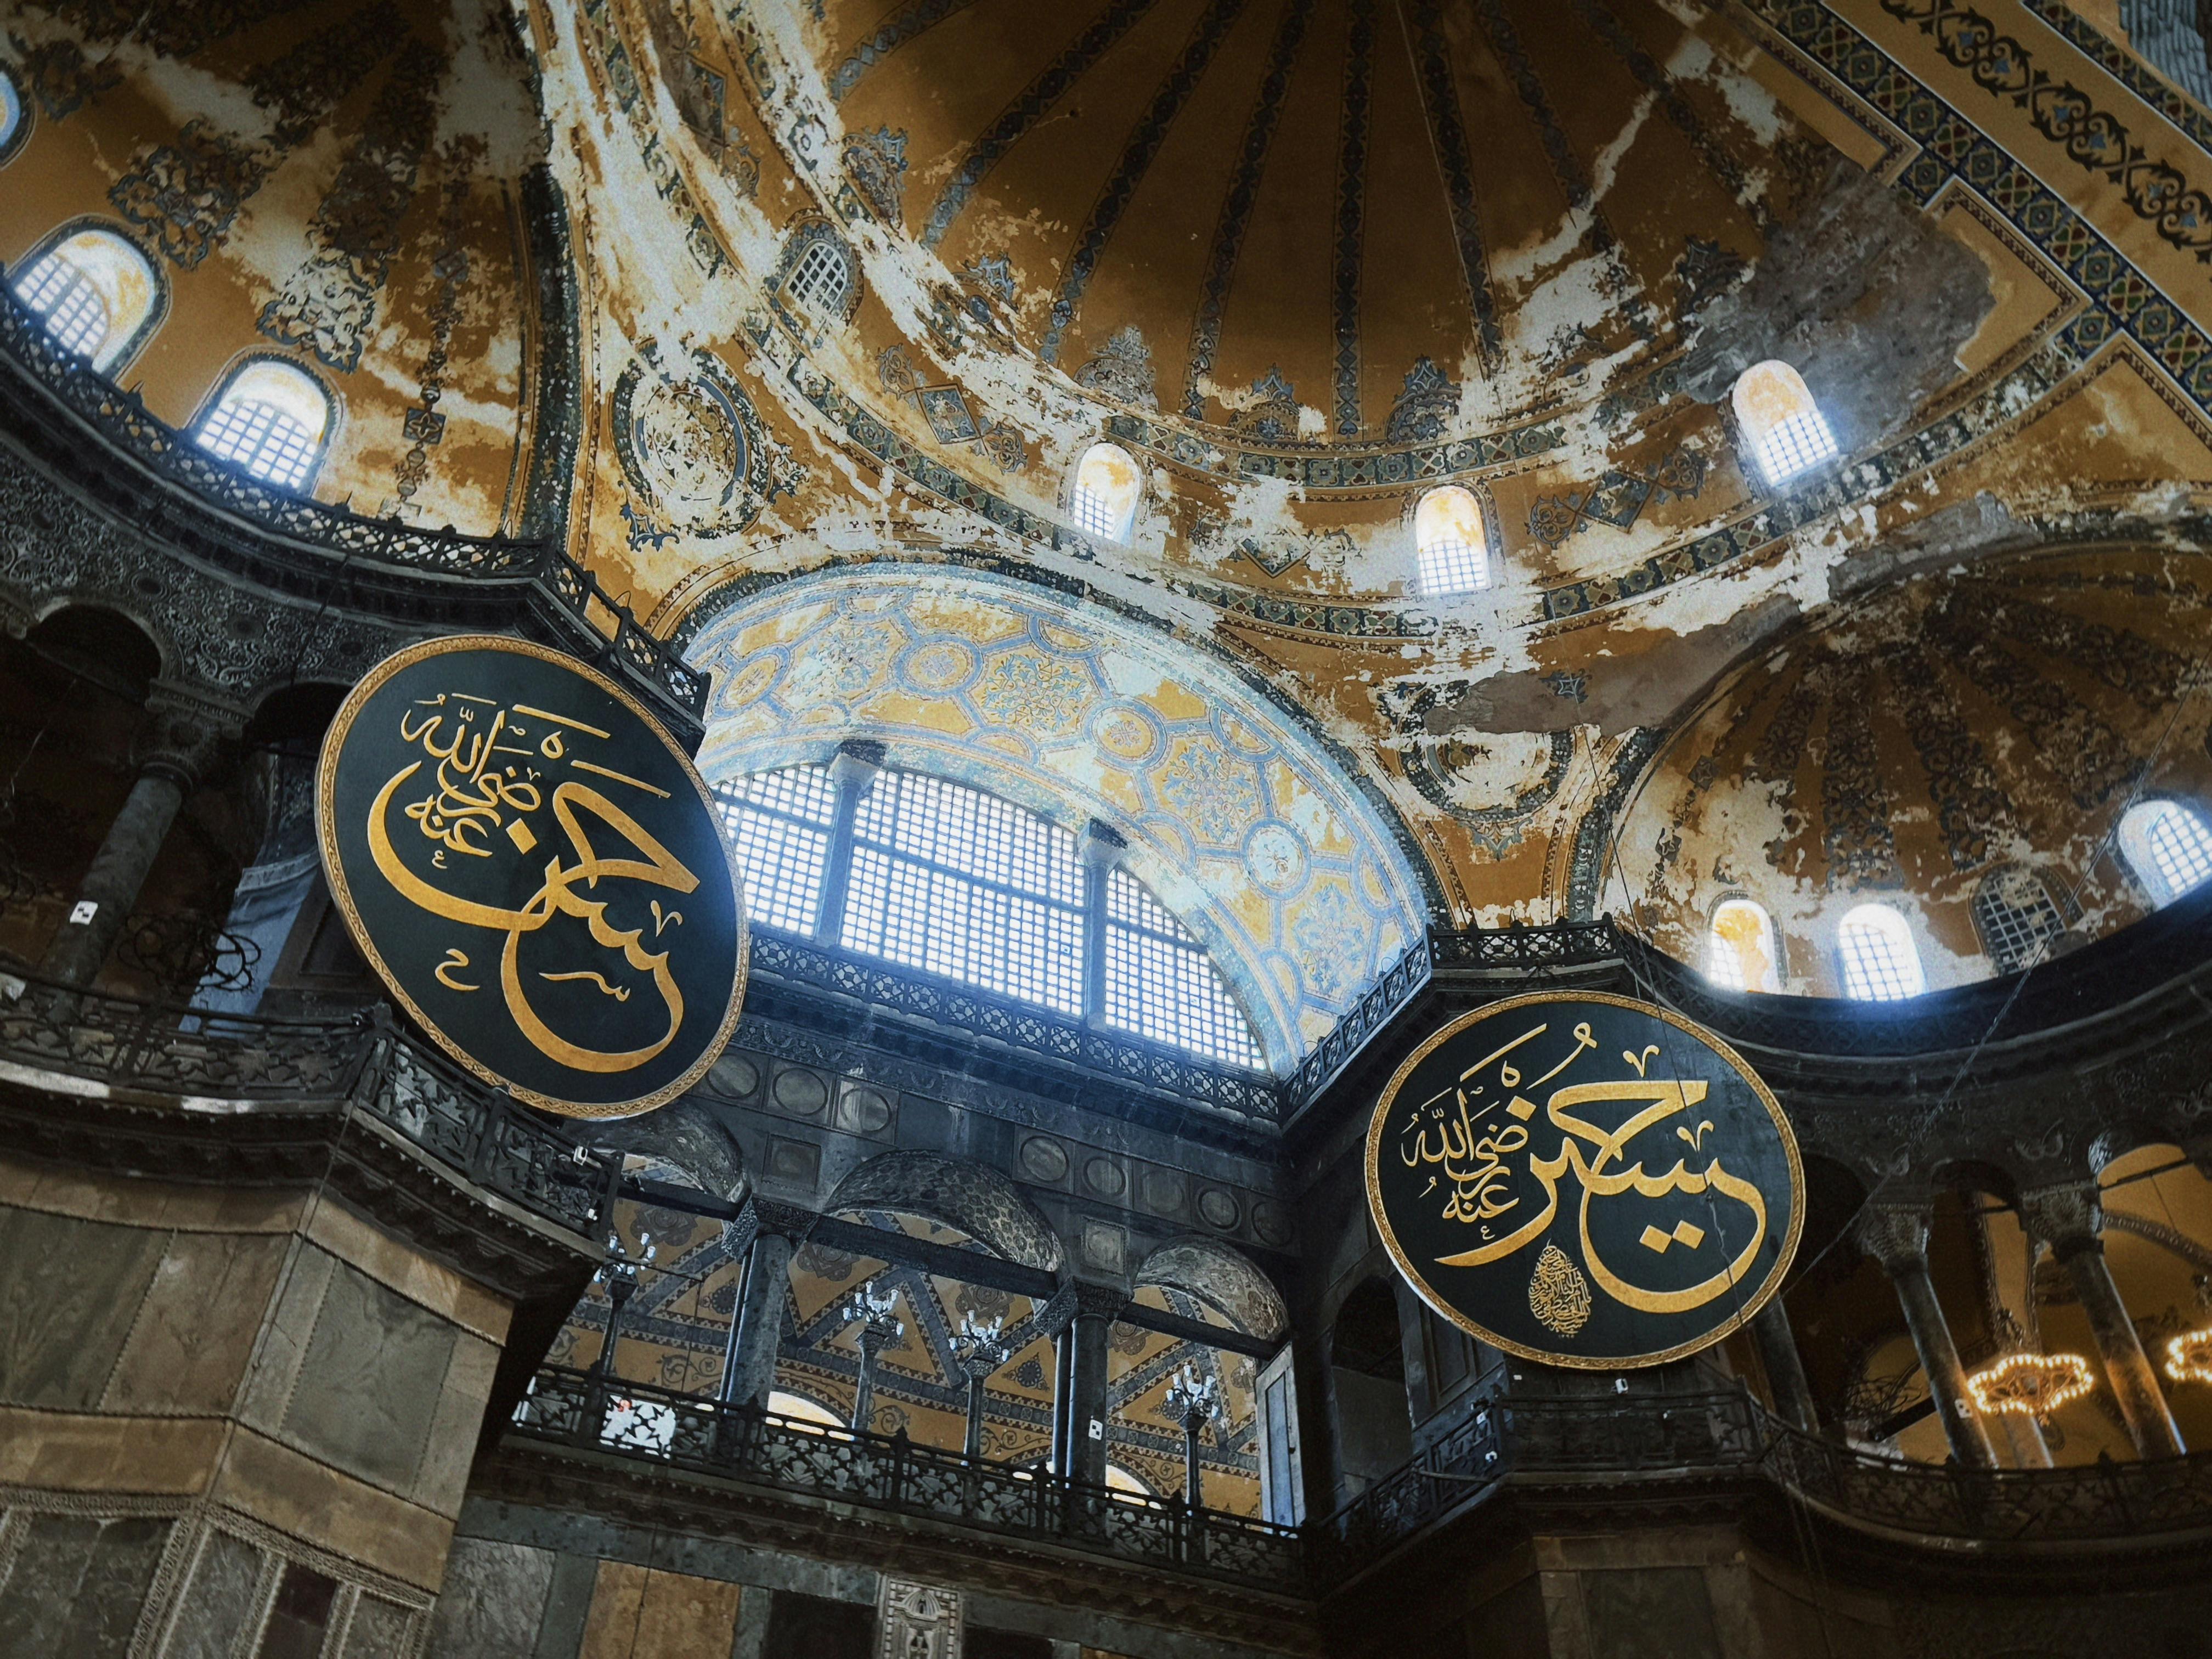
[
  {"left": 0, "top": 972, "right": 610, "bottom": 1235},
  {"left": 0, "top": 287, "right": 706, "bottom": 727},
  {"left": 508, "top": 1365, "right": 1306, "bottom": 1589}
]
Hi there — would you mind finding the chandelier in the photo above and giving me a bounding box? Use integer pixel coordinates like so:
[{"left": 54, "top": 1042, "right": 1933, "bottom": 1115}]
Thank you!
[
  {"left": 2165, "top": 1328, "right": 2212, "bottom": 1386},
  {"left": 1965, "top": 1351, "right": 2096, "bottom": 1416}
]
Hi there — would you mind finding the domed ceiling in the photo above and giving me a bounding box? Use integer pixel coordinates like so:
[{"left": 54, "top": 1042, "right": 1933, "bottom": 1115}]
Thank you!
[
  {"left": 0, "top": 0, "right": 548, "bottom": 533},
  {"left": 814, "top": 0, "right": 1796, "bottom": 436},
  {"left": 1616, "top": 548, "right": 2212, "bottom": 994}
]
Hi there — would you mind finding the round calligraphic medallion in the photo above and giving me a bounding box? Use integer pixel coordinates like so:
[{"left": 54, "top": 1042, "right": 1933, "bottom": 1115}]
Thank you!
[
  {"left": 317, "top": 636, "right": 748, "bottom": 1119},
  {"left": 1367, "top": 992, "right": 1801, "bottom": 1368}
]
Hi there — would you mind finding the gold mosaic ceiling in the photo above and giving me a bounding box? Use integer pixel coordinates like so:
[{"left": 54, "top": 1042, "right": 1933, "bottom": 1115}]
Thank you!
[{"left": 814, "top": 0, "right": 1807, "bottom": 435}]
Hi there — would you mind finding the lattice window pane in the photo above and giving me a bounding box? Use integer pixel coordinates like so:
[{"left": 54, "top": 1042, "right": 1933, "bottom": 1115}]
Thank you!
[
  {"left": 1839, "top": 918, "right": 1920, "bottom": 1001},
  {"left": 842, "top": 771, "right": 1085, "bottom": 1014},
  {"left": 1756, "top": 408, "right": 1838, "bottom": 486},
  {"left": 788, "top": 241, "right": 848, "bottom": 312},
  {"left": 1417, "top": 534, "right": 1489, "bottom": 595},
  {"left": 1973, "top": 872, "right": 2066, "bottom": 975},
  {"left": 1103, "top": 868, "right": 1263, "bottom": 1069},
  {"left": 2147, "top": 806, "right": 2212, "bottom": 899},
  {"left": 1070, "top": 482, "right": 1122, "bottom": 541},
  {"left": 715, "top": 765, "right": 836, "bottom": 935},
  {"left": 14, "top": 255, "right": 109, "bottom": 361},
  {"left": 196, "top": 398, "right": 318, "bottom": 489}
]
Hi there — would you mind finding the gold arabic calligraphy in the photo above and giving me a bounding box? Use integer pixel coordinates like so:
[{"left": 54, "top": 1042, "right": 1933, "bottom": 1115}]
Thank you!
[
  {"left": 1397, "top": 1020, "right": 1771, "bottom": 1317},
  {"left": 367, "top": 692, "right": 699, "bottom": 1074}
]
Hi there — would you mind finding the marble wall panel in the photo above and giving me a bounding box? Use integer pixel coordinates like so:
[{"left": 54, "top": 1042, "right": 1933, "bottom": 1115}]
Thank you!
[
  {"left": 104, "top": 1231, "right": 289, "bottom": 1415},
  {"left": 0, "top": 1512, "right": 172, "bottom": 1654},
  {"left": 580, "top": 1561, "right": 743, "bottom": 1659},
  {"left": 163, "top": 1528, "right": 268, "bottom": 1659},
  {"left": 279, "top": 1260, "right": 456, "bottom": 1496},
  {"left": 1579, "top": 1567, "right": 1724, "bottom": 1659},
  {"left": 422, "top": 1537, "right": 556, "bottom": 1657},
  {"left": 340, "top": 1593, "right": 419, "bottom": 1658},
  {"left": 0, "top": 1209, "right": 166, "bottom": 1409}
]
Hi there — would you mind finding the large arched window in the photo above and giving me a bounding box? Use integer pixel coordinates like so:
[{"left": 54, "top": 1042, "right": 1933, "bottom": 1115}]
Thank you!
[
  {"left": 11, "top": 223, "right": 162, "bottom": 370},
  {"left": 1972, "top": 867, "right": 2068, "bottom": 974},
  {"left": 1414, "top": 485, "right": 1490, "bottom": 594},
  {"left": 1732, "top": 360, "right": 1837, "bottom": 487},
  {"left": 2119, "top": 799, "right": 2212, "bottom": 907},
  {"left": 716, "top": 762, "right": 1264, "bottom": 1068},
  {"left": 1069, "top": 441, "right": 1141, "bottom": 543},
  {"left": 1837, "top": 902, "right": 1924, "bottom": 1001},
  {"left": 1706, "top": 897, "right": 1780, "bottom": 993},
  {"left": 194, "top": 358, "right": 331, "bottom": 491}
]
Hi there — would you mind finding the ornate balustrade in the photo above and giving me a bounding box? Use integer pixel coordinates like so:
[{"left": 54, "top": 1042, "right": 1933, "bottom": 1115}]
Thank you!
[
  {"left": 1311, "top": 1381, "right": 2212, "bottom": 1589},
  {"left": 508, "top": 1365, "right": 1306, "bottom": 1590},
  {"left": 0, "top": 970, "right": 610, "bottom": 1237},
  {"left": 0, "top": 285, "right": 706, "bottom": 733}
]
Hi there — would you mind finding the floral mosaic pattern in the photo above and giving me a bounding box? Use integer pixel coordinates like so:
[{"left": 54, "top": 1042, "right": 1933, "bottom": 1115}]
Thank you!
[{"left": 687, "top": 567, "right": 1429, "bottom": 1065}]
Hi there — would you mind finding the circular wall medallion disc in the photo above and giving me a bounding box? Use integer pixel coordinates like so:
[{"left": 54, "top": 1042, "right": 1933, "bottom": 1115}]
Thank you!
[
  {"left": 1366, "top": 991, "right": 1802, "bottom": 1368},
  {"left": 317, "top": 635, "right": 749, "bottom": 1119}
]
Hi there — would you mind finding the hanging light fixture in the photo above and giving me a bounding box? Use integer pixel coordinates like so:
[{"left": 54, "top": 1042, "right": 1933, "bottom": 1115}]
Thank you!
[
  {"left": 1965, "top": 1350, "right": 2096, "bottom": 1416},
  {"left": 2164, "top": 1327, "right": 2212, "bottom": 1386}
]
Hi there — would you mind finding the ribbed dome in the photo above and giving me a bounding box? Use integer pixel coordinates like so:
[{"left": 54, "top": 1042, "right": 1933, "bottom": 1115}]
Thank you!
[{"left": 816, "top": 0, "right": 1801, "bottom": 435}]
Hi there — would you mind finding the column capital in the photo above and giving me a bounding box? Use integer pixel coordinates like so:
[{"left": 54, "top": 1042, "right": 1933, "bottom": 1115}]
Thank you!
[
  {"left": 828, "top": 740, "right": 884, "bottom": 793},
  {"left": 2017, "top": 1181, "right": 2102, "bottom": 1259},
  {"left": 1035, "top": 1277, "right": 1126, "bottom": 1338},
  {"left": 1854, "top": 1201, "right": 1932, "bottom": 1272},
  {"left": 136, "top": 685, "right": 242, "bottom": 787}
]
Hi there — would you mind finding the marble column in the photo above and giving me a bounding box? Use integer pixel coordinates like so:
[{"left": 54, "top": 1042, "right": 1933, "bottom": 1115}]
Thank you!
[
  {"left": 1855, "top": 1204, "right": 1996, "bottom": 1468},
  {"left": 719, "top": 1199, "right": 810, "bottom": 1409},
  {"left": 1750, "top": 1299, "right": 1821, "bottom": 1434},
  {"left": 41, "top": 703, "right": 228, "bottom": 990},
  {"left": 2019, "top": 1182, "right": 2183, "bottom": 1458},
  {"left": 1049, "top": 1281, "right": 1123, "bottom": 1486}
]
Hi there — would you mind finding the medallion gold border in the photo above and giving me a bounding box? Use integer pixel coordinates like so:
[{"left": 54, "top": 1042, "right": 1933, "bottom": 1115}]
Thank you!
[
  {"left": 1364, "top": 989, "right": 1805, "bottom": 1370},
  {"left": 315, "top": 633, "right": 751, "bottom": 1120}
]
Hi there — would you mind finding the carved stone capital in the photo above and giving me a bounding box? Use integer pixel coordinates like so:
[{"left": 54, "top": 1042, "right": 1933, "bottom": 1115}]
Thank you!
[
  {"left": 1854, "top": 1201, "right": 1932, "bottom": 1272},
  {"left": 135, "top": 683, "right": 245, "bottom": 787},
  {"left": 2017, "top": 1181, "right": 2103, "bottom": 1258}
]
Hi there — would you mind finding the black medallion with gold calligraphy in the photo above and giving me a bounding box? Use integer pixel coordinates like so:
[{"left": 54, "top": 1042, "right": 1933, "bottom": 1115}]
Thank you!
[
  {"left": 1367, "top": 991, "right": 1801, "bottom": 1368},
  {"left": 317, "top": 636, "right": 748, "bottom": 1120}
]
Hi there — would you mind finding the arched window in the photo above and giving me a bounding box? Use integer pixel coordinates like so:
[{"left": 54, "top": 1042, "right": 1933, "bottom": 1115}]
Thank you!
[
  {"left": 1837, "top": 902, "right": 1924, "bottom": 1001},
  {"left": 194, "top": 358, "right": 331, "bottom": 490},
  {"left": 1706, "top": 898, "right": 1780, "bottom": 992},
  {"left": 2119, "top": 799, "right": 2212, "bottom": 906},
  {"left": 1414, "top": 485, "right": 1490, "bottom": 594},
  {"left": 10, "top": 224, "right": 161, "bottom": 370},
  {"left": 0, "top": 66, "right": 26, "bottom": 163},
  {"left": 1732, "top": 360, "right": 1837, "bottom": 487},
  {"left": 1070, "top": 441, "right": 1141, "bottom": 543},
  {"left": 786, "top": 238, "right": 850, "bottom": 315},
  {"left": 715, "top": 762, "right": 1266, "bottom": 1067},
  {"left": 1972, "top": 867, "right": 2067, "bottom": 974}
]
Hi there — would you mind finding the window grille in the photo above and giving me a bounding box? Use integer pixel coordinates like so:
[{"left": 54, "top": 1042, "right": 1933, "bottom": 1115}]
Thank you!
[
  {"left": 1972, "top": 870, "right": 2067, "bottom": 975},
  {"left": 1070, "top": 479, "right": 1122, "bottom": 540},
  {"left": 787, "top": 240, "right": 849, "bottom": 314},
  {"left": 1416, "top": 532, "right": 1488, "bottom": 595},
  {"left": 14, "top": 253, "right": 108, "bottom": 361},
  {"left": 715, "top": 765, "right": 838, "bottom": 934},
  {"left": 1838, "top": 906, "right": 1923, "bottom": 1001},
  {"left": 2145, "top": 805, "right": 2212, "bottom": 900},
  {"left": 843, "top": 770, "right": 1087, "bottom": 1015},
  {"left": 1705, "top": 898, "right": 1778, "bottom": 993},
  {"left": 1103, "top": 868, "right": 1263, "bottom": 1068},
  {"left": 196, "top": 398, "right": 319, "bottom": 489},
  {"left": 1754, "top": 408, "right": 1839, "bottom": 486},
  {"left": 719, "top": 763, "right": 1266, "bottom": 1066}
]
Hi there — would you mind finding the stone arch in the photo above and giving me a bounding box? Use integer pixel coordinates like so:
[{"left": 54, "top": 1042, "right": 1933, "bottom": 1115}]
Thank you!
[
  {"left": 825, "top": 1150, "right": 1064, "bottom": 1272},
  {"left": 1134, "top": 1237, "right": 1287, "bottom": 1341},
  {"left": 586, "top": 1098, "right": 749, "bottom": 1202}
]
